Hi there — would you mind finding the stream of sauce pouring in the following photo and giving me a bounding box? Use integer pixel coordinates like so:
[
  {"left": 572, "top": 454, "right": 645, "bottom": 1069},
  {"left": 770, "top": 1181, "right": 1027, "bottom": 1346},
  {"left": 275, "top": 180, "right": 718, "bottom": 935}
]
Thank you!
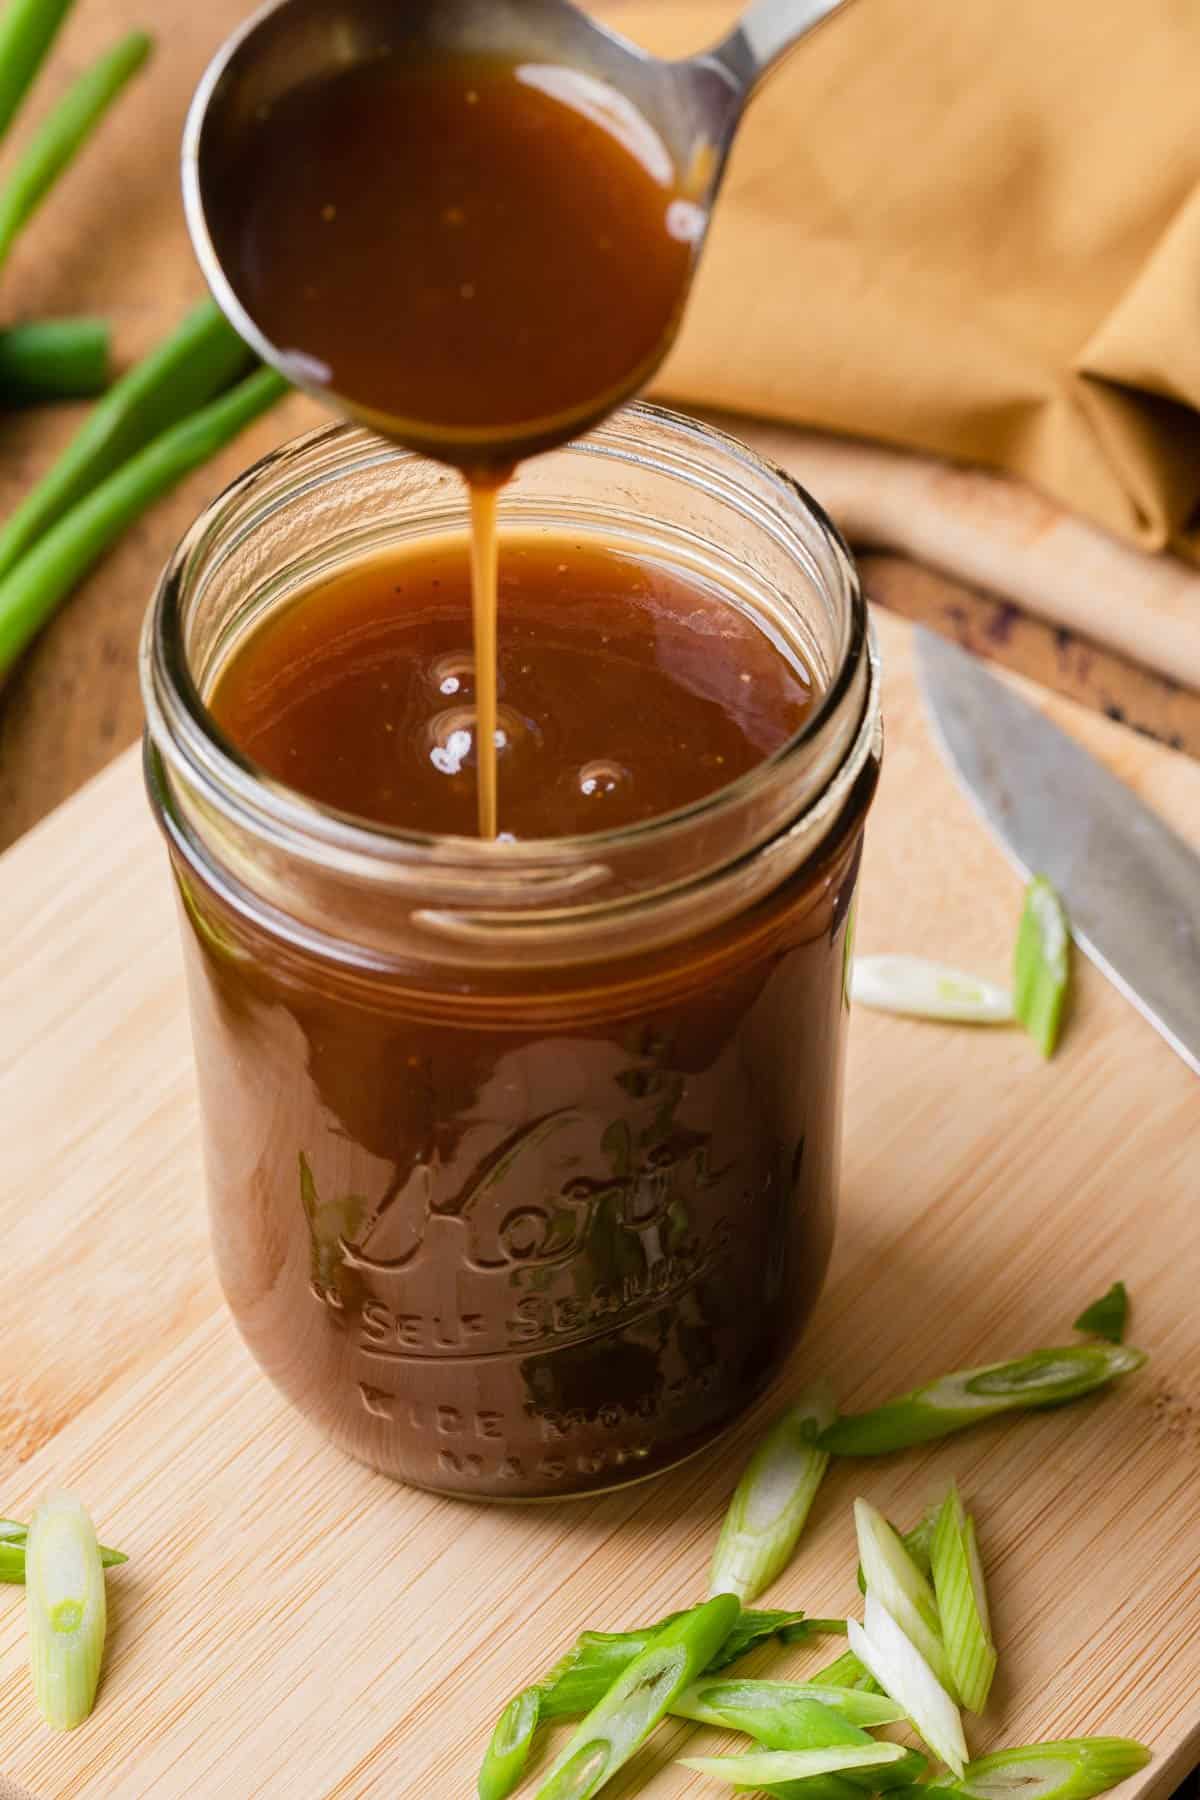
[
  {"left": 204, "top": 52, "right": 701, "bottom": 837},
  {"left": 467, "top": 487, "right": 501, "bottom": 837}
]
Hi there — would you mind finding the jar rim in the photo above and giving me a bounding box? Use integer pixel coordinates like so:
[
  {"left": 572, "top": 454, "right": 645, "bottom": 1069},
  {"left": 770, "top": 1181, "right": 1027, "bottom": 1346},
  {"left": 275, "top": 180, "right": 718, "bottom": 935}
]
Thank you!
[{"left": 142, "top": 401, "right": 869, "bottom": 873}]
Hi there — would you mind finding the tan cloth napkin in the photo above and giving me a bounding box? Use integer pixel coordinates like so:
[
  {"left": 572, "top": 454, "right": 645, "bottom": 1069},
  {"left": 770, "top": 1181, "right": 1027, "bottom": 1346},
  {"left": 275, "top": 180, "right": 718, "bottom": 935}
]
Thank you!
[{"left": 599, "top": 0, "right": 1200, "bottom": 561}]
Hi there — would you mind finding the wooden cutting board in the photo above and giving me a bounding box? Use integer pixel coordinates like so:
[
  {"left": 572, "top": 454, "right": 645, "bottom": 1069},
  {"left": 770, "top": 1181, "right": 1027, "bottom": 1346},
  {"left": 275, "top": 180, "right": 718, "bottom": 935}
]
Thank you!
[{"left": 0, "top": 612, "right": 1197, "bottom": 1800}]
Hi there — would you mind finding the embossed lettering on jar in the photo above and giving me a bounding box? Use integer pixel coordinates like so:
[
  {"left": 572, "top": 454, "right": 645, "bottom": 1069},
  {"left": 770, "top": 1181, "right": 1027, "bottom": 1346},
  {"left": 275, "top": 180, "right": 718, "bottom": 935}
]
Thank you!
[{"left": 141, "top": 407, "right": 881, "bottom": 1499}]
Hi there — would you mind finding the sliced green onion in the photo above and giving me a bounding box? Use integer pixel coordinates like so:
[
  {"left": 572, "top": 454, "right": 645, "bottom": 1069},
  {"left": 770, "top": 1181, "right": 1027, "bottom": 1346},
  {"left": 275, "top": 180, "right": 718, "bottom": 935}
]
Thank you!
[
  {"left": 854, "top": 1499, "right": 952, "bottom": 1692},
  {"left": 849, "top": 1597, "right": 968, "bottom": 1777},
  {"left": 679, "top": 1742, "right": 909, "bottom": 1785},
  {"left": 0, "top": 1542, "right": 27, "bottom": 1583},
  {"left": 534, "top": 1594, "right": 737, "bottom": 1800},
  {"left": 858, "top": 1504, "right": 940, "bottom": 1594},
  {"left": 1013, "top": 877, "right": 1070, "bottom": 1057},
  {"left": 678, "top": 1688, "right": 925, "bottom": 1788},
  {"left": 819, "top": 1344, "right": 1146, "bottom": 1456},
  {"left": 0, "top": 0, "right": 77, "bottom": 144},
  {"left": 674, "top": 1679, "right": 906, "bottom": 1733},
  {"left": 681, "top": 1689, "right": 859, "bottom": 1751},
  {"left": 478, "top": 1687, "right": 540, "bottom": 1800},
  {"left": 900, "top": 1505, "right": 941, "bottom": 1580},
  {"left": 862, "top": 1753, "right": 930, "bottom": 1791},
  {"left": 930, "top": 1487, "right": 996, "bottom": 1714},
  {"left": 536, "top": 1605, "right": 806, "bottom": 1722},
  {"left": 538, "top": 1625, "right": 662, "bottom": 1723},
  {"left": 852, "top": 957, "right": 1014, "bottom": 1024},
  {"left": 0, "top": 31, "right": 153, "bottom": 274},
  {"left": 758, "top": 1778, "right": 866, "bottom": 1800},
  {"left": 709, "top": 1606, "right": 812, "bottom": 1669},
  {"left": 780, "top": 1617, "right": 849, "bottom": 1643},
  {"left": 926, "top": 1739, "right": 1151, "bottom": 1800},
  {"left": 1073, "top": 1283, "right": 1129, "bottom": 1345},
  {"left": 25, "top": 1489, "right": 107, "bottom": 1730},
  {"left": 0, "top": 1516, "right": 126, "bottom": 1584},
  {"left": 806, "top": 1648, "right": 882, "bottom": 1692},
  {"left": 710, "top": 1386, "right": 835, "bottom": 1603},
  {"left": 488, "top": 1606, "right": 835, "bottom": 1792}
]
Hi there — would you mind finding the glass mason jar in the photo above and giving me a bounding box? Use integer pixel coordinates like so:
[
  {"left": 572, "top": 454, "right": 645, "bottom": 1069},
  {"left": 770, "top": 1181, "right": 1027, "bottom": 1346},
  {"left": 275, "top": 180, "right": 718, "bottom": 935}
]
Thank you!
[{"left": 141, "top": 404, "right": 882, "bottom": 1501}]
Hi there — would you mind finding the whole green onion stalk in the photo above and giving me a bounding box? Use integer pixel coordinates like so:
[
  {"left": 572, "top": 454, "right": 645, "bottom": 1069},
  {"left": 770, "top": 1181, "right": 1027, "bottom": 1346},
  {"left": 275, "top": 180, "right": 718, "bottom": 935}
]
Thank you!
[
  {"left": 0, "top": 364, "right": 286, "bottom": 676},
  {"left": 0, "top": 0, "right": 78, "bottom": 144},
  {"left": 0, "top": 30, "right": 153, "bottom": 275},
  {"left": 0, "top": 317, "right": 109, "bottom": 402},
  {"left": 0, "top": 299, "right": 252, "bottom": 587}
]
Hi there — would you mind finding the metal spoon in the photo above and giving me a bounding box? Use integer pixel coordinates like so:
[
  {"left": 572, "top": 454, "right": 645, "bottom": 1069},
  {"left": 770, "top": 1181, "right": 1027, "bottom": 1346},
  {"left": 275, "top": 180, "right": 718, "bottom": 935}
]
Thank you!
[{"left": 183, "top": 0, "right": 852, "bottom": 458}]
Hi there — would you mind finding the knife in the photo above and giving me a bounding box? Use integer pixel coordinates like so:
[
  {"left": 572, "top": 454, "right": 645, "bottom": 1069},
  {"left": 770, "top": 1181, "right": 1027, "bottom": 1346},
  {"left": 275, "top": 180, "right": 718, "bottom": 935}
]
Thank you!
[{"left": 915, "top": 627, "right": 1200, "bottom": 1077}]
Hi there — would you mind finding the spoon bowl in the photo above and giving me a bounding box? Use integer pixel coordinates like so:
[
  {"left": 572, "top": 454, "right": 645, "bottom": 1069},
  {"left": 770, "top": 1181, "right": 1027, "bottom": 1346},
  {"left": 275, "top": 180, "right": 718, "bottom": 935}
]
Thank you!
[{"left": 183, "top": 0, "right": 850, "bottom": 464}]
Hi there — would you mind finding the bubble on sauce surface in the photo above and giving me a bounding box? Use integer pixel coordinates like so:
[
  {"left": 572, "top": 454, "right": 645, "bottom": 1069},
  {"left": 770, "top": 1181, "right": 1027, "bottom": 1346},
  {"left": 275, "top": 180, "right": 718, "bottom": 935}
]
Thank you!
[
  {"left": 666, "top": 198, "right": 706, "bottom": 243},
  {"left": 428, "top": 650, "right": 480, "bottom": 702},
  {"left": 426, "top": 703, "right": 543, "bottom": 778},
  {"left": 575, "top": 759, "right": 633, "bottom": 801}
]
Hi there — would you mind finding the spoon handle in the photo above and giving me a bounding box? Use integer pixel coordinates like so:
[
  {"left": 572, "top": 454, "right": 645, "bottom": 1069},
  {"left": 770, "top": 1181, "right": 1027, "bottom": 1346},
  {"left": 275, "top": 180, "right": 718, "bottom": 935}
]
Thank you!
[{"left": 715, "top": 0, "right": 853, "bottom": 90}]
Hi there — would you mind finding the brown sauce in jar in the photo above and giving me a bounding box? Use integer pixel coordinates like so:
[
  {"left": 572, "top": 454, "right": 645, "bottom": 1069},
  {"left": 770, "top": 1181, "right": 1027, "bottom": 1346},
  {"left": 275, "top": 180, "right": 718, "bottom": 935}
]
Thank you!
[
  {"left": 181, "top": 537, "right": 867, "bottom": 1498},
  {"left": 210, "top": 536, "right": 816, "bottom": 838},
  {"left": 176, "top": 44, "right": 877, "bottom": 1499}
]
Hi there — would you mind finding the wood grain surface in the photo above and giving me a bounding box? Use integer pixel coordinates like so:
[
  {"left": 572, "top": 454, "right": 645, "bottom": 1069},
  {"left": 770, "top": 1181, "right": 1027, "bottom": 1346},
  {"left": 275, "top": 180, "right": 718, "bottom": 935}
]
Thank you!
[
  {"left": 1, "top": 611, "right": 1197, "bottom": 1800},
  {"left": 3, "top": 0, "right": 1200, "bottom": 848}
]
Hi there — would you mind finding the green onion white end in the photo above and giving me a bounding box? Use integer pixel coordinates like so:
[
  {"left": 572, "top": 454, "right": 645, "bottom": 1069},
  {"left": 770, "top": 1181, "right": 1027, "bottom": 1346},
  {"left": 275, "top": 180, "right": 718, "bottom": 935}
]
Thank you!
[
  {"left": 25, "top": 1489, "right": 107, "bottom": 1730},
  {"left": 709, "top": 1385, "right": 835, "bottom": 1603},
  {"left": 848, "top": 1596, "right": 968, "bottom": 1777},
  {"left": 930, "top": 1487, "right": 997, "bottom": 1713},
  {"left": 852, "top": 957, "right": 1014, "bottom": 1024},
  {"left": 0, "top": 1517, "right": 126, "bottom": 1586},
  {"left": 854, "top": 1499, "right": 953, "bottom": 1692}
]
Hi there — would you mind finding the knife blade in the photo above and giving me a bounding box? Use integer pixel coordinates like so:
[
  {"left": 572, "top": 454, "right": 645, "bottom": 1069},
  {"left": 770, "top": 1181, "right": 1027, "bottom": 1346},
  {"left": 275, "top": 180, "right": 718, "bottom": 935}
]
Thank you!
[{"left": 915, "top": 627, "right": 1200, "bottom": 1076}]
